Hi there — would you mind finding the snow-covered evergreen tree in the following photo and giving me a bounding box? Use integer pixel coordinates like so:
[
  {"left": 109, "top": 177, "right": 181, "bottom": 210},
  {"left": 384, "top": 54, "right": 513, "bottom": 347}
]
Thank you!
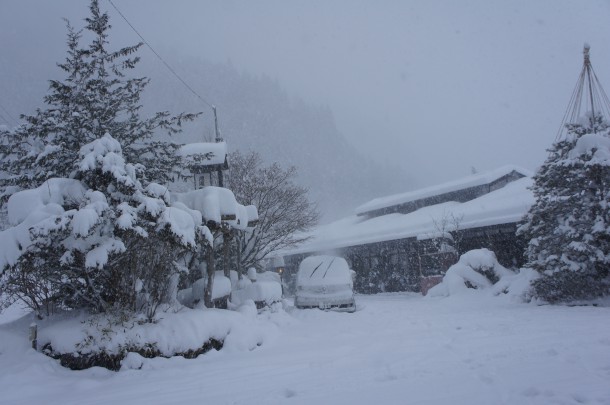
[
  {"left": 0, "top": 0, "right": 197, "bottom": 201},
  {"left": 519, "top": 113, "right": 610, "bottom": 302},
  {"left": 1, "top": 133, "right": 209, "bottom": 318}
]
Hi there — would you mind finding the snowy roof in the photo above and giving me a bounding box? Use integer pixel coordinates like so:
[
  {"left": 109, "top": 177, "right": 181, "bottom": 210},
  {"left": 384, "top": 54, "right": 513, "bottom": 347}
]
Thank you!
[
  {"left": 283, "top": 176, "right": 534, "bottom": 256},
  {"left": 355, "top": 165, "right": 532, "bottom": 216},
  {"left": 177, "top": 142, "right": 227, "bottom": 166}
]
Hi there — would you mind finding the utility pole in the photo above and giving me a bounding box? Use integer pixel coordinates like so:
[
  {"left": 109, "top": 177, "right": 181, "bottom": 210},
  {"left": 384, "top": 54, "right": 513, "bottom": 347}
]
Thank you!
[{"left": 212, "top": 106, "right": 224, "bottom": 187}]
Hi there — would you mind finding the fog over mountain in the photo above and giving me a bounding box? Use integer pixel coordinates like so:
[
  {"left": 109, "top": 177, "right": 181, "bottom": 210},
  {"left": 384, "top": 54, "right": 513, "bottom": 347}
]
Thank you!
[
  {"left": 0, "top": 3, "right": 408, "bottom": 221},
  {"left": 138, "top": 56, "right": 409, "bottom": 221},
  {"left": 2, "top": 0, "right": 610, "bottom": 220}
]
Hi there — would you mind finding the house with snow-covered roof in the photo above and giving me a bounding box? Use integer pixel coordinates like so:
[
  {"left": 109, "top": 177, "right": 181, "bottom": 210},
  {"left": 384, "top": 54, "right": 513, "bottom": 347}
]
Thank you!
[{"left": 281, "top": 166, "right": 534, "bottom": 294}]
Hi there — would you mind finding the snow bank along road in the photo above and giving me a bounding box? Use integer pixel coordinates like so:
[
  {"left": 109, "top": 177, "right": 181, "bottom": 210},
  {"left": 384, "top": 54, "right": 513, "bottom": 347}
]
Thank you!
[{"left": 1, "top": 293, "right": 609, "bottom": 405}]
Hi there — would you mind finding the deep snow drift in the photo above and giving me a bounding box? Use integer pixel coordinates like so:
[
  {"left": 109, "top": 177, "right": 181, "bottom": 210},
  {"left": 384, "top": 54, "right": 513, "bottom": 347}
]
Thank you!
[{"left": 1, "top": 293, "right": 609, "bottom": 405}]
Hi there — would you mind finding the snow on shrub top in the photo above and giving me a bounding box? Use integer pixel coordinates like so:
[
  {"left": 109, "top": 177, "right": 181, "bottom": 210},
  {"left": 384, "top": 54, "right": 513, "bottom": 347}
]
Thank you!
[
  {"left": 145, "top": 183, "right": 171, "bottom": 204},
  {"left": 38, "top": 306, "right": 275, "bottom": 358},
  {"left": 568, "top": 133, "right": 610, "bottom": 164},
  {"left": 79, "top": 133, "right": 137, "bottom": 188},
  {"left": 7, "top": 178, "right": 86, "bottom": 226},
  {"left": 157, "top": 206, "right": 199, "bottom": 247},
  {"left": 1, "top": 179, "right": 87, "bottom": 269},
  {"left": 458, "top": 249, "right": 514, "bottom": 279},
  {"left": 427, "top": 248, "right": 539, "bottom": 302},
  {"left": 428, "top": 249, "right": 513, "bottom": 297},
  {"left": 0, "top": 133, "right": 217, "bottom": 274},
  {"left": 71, "top": 190, "right": 108, "bottom": 237}
]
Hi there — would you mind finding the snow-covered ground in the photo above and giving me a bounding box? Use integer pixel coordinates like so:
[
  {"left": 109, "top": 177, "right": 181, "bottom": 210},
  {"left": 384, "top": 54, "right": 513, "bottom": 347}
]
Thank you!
[{"left": 1, "top": 294, "right": 609, "bottom": 405}]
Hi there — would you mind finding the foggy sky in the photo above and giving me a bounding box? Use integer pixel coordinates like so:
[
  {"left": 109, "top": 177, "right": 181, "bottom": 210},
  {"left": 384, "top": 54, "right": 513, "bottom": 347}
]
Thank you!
[{"left": 2, "top": 0, "right": 610, "bottom": 188}]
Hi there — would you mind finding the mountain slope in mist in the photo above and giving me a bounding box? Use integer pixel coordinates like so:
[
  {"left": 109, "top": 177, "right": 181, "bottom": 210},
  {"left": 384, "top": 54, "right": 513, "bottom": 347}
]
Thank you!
[
  {"left": 139, "top": 56, "right": 410, "bottom": 221},
  {"left": 2, "top": 45, "right": 410, "bottom": 221}
]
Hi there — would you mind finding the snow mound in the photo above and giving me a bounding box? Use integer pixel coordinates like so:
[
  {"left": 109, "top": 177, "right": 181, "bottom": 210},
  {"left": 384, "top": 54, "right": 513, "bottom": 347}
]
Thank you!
[
  {"left": 428, "top": 249, "right": 537, "bottom": 301},
  {"left": 177, "top": 272, "right": 232, "bottom": 307},
  {"left": 231, "top": 281, "right": 282, "bottom": 307}
]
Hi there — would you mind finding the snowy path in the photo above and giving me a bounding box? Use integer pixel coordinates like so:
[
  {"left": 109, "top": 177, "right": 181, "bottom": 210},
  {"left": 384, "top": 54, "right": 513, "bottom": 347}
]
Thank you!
[{"left": 1, "top": 294, "right": 610, "bottom": 405}]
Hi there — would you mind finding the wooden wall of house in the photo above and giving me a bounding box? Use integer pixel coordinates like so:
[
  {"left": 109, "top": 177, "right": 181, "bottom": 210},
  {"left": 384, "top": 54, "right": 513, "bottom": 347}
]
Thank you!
[
  {"left": 456, "top": 223, "right": 526, "bottom": 268},
  {"left": 341, "top": 239, "right": 420, "bottom": 293}
]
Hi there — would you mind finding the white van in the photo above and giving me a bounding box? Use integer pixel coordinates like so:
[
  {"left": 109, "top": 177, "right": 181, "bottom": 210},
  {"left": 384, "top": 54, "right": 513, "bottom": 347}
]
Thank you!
[{"left": 295, "top": 255, "right": 356, "bottom": 312}]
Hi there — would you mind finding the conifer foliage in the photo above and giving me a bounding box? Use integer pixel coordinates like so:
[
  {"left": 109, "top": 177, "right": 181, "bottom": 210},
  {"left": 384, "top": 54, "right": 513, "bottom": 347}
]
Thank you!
[
  {"left": 0, "top": 1, "right": 207, "bottom": 319},
  {"left": 0, "top": 0, "right": 198, "bottom": 200},
  {"left": 1, "top": 133, "right": 208, "bottom": 319},
  {"left": 519, "top": 114, "right": 610, "bottom": 302}
]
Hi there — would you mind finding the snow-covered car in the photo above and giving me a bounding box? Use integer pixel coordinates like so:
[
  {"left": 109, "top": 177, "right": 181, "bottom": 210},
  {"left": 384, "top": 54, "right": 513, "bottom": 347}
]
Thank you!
[{"left": 295, "top": 255, "right": 356, "bottom": 312}]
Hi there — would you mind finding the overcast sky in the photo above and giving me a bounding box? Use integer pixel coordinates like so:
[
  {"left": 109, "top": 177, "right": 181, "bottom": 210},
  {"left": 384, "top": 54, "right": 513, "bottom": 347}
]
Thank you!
[{"left": 2, "top": 0, "right": 610, "bottom": 187}]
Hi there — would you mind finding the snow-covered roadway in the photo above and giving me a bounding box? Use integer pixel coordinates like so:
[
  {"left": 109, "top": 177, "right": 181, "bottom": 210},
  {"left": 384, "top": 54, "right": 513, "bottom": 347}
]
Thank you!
[{"left": 1, "top": 293, "right": 609, "bottom": 405}]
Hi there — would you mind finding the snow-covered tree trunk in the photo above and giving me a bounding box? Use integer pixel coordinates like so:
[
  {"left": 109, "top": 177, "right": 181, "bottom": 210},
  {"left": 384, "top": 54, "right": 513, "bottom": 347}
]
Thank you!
[{"left": 204, "top": 246, "right": 215, "bottom": 308}]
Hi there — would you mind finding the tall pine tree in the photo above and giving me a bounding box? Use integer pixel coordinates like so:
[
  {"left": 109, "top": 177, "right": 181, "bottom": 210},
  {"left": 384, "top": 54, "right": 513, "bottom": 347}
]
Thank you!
[
  {"left": 0, "top": 0, "right": 198, "bottom": 201},
  {"left": 519, "top": 113, "right": 610, "bottom": 302}
]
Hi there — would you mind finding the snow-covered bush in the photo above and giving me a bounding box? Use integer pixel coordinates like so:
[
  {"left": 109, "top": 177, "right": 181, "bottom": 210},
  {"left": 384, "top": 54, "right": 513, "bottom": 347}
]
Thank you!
[
  {"left": 519, "top": 113, "right": 610, "bottom": 303},
  {"left": 427, "top": 249, "right": 538, "bottom": 301},
  {"left": 0, "top": 134, "right": 210, "bottom": 319}
]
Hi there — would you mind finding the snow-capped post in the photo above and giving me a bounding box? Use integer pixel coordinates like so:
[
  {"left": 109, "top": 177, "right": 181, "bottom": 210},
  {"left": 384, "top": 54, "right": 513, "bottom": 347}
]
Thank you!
[
  {"left": 29, "top": 323, "right": 37, "bottom": 350},
  {"left": 247, "top": 267, "right": 257, "bottom": 282}
]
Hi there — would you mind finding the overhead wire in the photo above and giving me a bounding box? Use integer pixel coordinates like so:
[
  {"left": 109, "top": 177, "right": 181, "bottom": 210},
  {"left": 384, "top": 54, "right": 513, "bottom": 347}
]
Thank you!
[
  {"left": 0, "top": 111, "right": 10, "bottom": 125},
  {"left": 106, "top": 0, "right": 215, "bottom": 110},
  {"left": 0, "top": 102, "right": 19, "bottom": 126}
]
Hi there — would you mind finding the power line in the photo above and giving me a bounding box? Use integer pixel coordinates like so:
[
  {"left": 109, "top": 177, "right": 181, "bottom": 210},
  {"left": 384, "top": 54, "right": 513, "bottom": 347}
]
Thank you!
[
  {"left": 106, "top": 0, "right": 214, "bottom": 110},
  {"left": 0, "top": 111, "right": 10, "bottom": 125},
  {"left": 0, "top": 102, "right": 19, "bottom": 126}
]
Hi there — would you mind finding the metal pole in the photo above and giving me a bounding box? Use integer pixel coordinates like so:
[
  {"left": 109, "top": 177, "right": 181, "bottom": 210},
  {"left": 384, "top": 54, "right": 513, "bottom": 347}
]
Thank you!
[
  {"left": 213, "top": 106, "right": 221, "bottom": 142},
  {"left": 584, "top": 45, "right": 596, "bottom": 127}
]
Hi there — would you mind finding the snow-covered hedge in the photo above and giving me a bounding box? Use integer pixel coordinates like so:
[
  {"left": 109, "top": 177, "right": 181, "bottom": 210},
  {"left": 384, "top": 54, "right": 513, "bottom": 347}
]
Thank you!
[
  {"left": 38, "top": 305, "right": 275, "bottom": 371},
  {"left": 427, "top": 249, "right": 539, "bottom": 301}
]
